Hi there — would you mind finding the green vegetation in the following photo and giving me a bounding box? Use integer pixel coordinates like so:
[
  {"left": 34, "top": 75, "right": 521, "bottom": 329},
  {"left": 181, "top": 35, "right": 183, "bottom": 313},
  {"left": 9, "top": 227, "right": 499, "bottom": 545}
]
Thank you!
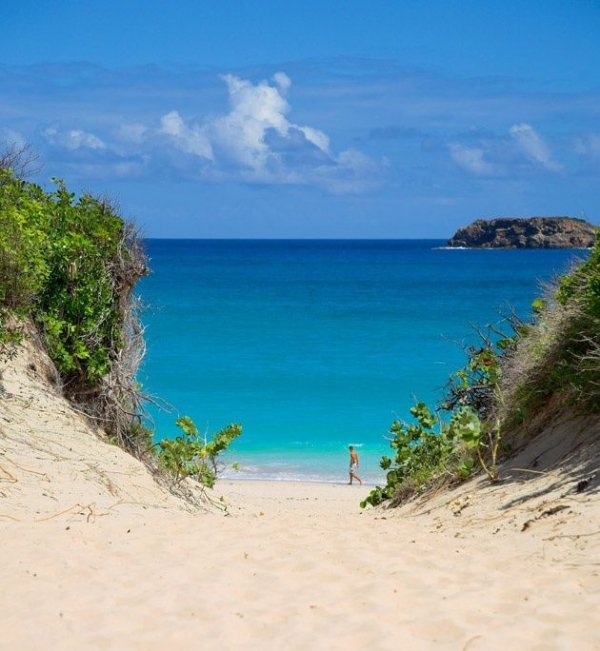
[
  {"left": 0, "top": 166, "right": 240, "bottom": 491},
  {"left": 157, "top": 417, "right": 242, "bottom": 488},
  {"left": 505, "top": 233, "right": 600, "bottom": 419},
  {"left": 0, "top": 169, "right": 149, "bottom": 450},
  {"left": 361, "top": 339, "right": 506, "bottom": 508},
  {"left": 1, "top": 175, "right": 130, "bottom": 383},
  {"left": 3, "top": 152, "right": 595, "bottom": 501},
  {"left": 363, "top": 230, "right": 600, "bottom": 508}
]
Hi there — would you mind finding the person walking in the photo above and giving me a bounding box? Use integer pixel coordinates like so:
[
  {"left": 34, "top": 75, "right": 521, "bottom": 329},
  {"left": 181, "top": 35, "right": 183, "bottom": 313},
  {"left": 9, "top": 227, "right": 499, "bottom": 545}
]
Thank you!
[{"left": 348, "top": 445, "right": 362, "bottom": 485}]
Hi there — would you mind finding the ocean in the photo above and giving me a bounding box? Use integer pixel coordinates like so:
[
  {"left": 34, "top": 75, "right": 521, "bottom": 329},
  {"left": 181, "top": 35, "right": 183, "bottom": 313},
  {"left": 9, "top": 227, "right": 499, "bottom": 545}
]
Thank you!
[{"left": 138, "top": 239, "right": 585, "bottom": 485}]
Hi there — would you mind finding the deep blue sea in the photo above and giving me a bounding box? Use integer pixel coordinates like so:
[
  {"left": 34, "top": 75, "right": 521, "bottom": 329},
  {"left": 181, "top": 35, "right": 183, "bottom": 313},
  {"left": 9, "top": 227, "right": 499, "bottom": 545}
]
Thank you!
[{"left": 138, "top": 240, "right": 585, "bottom": 485}]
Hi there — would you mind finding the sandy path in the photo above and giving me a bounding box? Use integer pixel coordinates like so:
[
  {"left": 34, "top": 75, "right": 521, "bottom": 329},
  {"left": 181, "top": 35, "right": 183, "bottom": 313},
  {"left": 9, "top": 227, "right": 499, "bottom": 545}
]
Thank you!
[
  {"left": 2, "top": 479, "right": 599, "bottom": 651},
  {"left": 1, "top": 338, "right": 599, "bottom": 650}
]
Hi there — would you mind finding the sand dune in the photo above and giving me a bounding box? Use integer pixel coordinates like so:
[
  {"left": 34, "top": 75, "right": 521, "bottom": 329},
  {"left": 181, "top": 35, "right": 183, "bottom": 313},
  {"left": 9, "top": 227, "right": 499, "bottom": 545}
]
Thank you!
[{"left": 1, "top": 339, "right": 599, "bottom": 650}]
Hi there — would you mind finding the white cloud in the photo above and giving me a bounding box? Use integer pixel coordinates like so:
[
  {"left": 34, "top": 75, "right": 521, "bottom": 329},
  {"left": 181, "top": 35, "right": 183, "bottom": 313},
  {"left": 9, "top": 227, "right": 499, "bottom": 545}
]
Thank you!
[
  {"left": 147, "top": 72, "right": 374, "bottom": 191},
  {"left": 298, "top": 125, "right": 330, "bottom": 152},
  {"left": 509, "top": 123, "right": 562, "bottom": 172},
  {"left": 448, "top": 123, "right": 563, "bottom": 176},
  {"left": 36, "top": 72, "right": 379, "bottom": 192},
  {"left": 448, "top": 143, "right": 498, "bottom": 176},
  {"left": 204, "top": 72, "right": 330, "bottom": 174},
  {"left": 272, "top": 72, "right": 292, "bottom": 92},
  {"left": 159, "top": 110, "right": 213, "bottom": 159},
  {"left": 44, "top": 127, "right": 106, "bottom": 151}
]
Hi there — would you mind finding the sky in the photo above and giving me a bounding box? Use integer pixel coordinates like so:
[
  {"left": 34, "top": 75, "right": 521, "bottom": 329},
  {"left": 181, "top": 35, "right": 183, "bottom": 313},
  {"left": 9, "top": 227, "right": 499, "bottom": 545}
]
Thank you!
[{"left": 1, "top": 0, "right": 600, "bottom": 238}]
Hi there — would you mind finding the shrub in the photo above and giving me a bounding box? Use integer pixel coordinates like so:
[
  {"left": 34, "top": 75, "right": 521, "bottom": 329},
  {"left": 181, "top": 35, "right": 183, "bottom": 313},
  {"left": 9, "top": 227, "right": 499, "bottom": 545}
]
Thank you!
[
  {"left": 501, "top": 229, "right": 600, "bottom": 422},
  {"left": 0, "top": 166, "right": 243, "bottom": 493},
  {"left": 0, "top": 170, "right": 149, "bottom": 452},
  {"left": 364, "top": 230, "right": 600, "bottom": 508},
  {"left": 0, "top": 172, "right": 50, "bottom": 311},
  {"left": 158, "top": 417, "right": 242, "bottom": 488},
  {"left": 0, "top": 172, "right": 132, "bottom": 387},
  {"left": 362, "top": 333, "right": 506, "bottom": 508}
]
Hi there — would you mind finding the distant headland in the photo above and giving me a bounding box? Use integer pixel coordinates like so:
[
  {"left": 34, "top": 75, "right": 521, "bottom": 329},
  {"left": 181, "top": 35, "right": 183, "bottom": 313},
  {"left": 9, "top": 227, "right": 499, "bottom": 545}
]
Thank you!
[{"left": 447, "top": 216, "right": 598, "bottom": 249}]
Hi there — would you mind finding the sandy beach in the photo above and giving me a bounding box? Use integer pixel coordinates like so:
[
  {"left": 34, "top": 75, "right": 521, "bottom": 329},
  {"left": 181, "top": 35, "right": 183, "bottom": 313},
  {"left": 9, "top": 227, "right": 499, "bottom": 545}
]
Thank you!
[
  {"left": 1, "top": 338, "right": 599, "bottom": 650},
  {"left": 3, "top": 4, "right": 600, "bottom": 648}
]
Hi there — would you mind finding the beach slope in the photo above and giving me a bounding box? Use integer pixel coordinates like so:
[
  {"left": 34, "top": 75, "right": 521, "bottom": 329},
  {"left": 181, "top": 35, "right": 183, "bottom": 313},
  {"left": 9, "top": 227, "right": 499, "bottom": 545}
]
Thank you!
[{"left": 1, "top": 338, "right": 599, "bottom": 650}]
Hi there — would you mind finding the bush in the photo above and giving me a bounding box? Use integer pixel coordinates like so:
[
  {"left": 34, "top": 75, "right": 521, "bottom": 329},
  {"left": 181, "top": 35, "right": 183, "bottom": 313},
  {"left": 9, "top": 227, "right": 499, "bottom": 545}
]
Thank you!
[
  {"left": 364, "top": 230, "right": 600, "bottom": 508},
  {"left": 0, "top": 170, "right": 149, "bottom": 452},
  {"left": 158, "top": 417, "right": 242, "bottom": 488},
  {"left": 0, "top": 172, "right": 132, "bottom": 387},
  {"left": 0, "top": 167, "right": 243, "bottom": 492},
  {"left": 362, "top": 333, "right": 507, "bottom": 508},
  {"left": 0, "top": 173, "right": 50, "bottom": 312}
]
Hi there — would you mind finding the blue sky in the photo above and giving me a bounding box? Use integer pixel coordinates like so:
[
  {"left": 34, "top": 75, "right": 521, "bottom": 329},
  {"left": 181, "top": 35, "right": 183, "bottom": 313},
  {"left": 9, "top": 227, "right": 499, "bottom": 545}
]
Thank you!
[{"left": 1, "top": 1, "right": 599, "bottom": 237}]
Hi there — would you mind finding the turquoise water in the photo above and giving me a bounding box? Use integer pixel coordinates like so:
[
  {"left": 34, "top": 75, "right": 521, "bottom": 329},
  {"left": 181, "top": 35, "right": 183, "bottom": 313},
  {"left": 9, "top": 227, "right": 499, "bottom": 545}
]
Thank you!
[{"left": 139, "top": 240, "right": 584, "bottom": 484}]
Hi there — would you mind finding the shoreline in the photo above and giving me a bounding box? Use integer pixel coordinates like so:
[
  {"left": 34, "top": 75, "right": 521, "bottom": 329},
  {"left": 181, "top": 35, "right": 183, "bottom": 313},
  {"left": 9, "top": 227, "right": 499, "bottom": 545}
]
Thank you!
[
  {"left": 219, "top": 473, "right": 381, "bottom": 487},
  {"left": 219, "top": 450, "right": 386, "bottom": 485}
]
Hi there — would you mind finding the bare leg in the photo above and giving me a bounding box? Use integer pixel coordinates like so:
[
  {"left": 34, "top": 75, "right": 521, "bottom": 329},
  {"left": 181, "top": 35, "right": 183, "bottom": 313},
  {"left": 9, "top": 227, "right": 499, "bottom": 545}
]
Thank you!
[{"left": 350, "top": 471, "right": 362, "bottom": 485}]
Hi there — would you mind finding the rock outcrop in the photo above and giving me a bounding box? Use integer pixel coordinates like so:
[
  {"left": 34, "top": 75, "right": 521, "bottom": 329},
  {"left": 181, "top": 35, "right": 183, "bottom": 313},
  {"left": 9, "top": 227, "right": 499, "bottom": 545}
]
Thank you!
[{"left": 447, "top": 217, "right": 597, "bottom": 249}]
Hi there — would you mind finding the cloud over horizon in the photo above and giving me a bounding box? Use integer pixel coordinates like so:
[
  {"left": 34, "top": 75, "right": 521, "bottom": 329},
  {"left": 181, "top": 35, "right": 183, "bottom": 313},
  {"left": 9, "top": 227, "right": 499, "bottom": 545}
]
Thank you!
[
  {"left": 38, "top": 72, "right": 381, "bottom": 193},
  {"left": 1, "top": 59, "right": 599, "bottom": 237},
  {"left": 44, "top": 127, "right": 107, "bottom": 151},
  {"left": 448, "top": 123, "right": 563, "bottom": 177},
  {"left": 509, "top": 123, "right": 563, "bottom": 173}
]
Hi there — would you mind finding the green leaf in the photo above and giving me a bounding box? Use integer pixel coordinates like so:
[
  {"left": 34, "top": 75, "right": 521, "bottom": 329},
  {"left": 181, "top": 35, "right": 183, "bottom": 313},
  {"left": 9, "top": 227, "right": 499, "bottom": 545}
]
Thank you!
[
  {"left": 379, "top": 456, "right": 392, "bottom": 470},
  {"left": 409, "top": 402, "right": 436, "bottom": 429},
  {"left": 449, "top": 407, "right": 482, "bottom": 449}
]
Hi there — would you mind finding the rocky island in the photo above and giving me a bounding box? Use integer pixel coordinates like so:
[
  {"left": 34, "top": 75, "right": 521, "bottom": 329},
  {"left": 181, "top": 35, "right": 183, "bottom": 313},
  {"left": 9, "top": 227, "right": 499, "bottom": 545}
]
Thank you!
[{"left": 447, "top": 216, "right": 597, "bottom": 248}]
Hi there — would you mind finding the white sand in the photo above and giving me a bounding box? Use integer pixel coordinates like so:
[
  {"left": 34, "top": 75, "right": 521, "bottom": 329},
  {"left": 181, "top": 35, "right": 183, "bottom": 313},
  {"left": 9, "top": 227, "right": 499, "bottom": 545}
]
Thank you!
[{"left": 1, "top": 338, "right": 599, "bottom": 650}]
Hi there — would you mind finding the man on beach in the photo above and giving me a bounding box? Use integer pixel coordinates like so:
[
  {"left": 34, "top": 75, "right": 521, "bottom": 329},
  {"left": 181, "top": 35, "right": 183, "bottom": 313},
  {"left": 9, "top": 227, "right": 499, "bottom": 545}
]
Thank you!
[{"left": 348, "top": 446, "right": 362, "bottom": 485}]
